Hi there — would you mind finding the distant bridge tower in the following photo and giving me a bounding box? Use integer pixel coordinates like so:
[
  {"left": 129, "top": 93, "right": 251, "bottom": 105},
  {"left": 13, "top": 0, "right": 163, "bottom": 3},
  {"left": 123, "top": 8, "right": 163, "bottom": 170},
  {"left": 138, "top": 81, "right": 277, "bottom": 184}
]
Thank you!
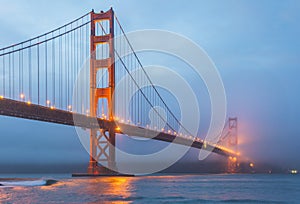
[
  {"left": 88, "top": 8, "right": 116, "bottom": 174},
  {"left": 227, "top": 117, "right": 238, "bottom": 173}
]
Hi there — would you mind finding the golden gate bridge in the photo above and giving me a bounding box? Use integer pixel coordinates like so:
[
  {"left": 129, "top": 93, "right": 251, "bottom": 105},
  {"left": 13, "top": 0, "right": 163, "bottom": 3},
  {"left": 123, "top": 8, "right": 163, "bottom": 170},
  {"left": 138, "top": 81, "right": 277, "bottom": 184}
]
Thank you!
[{"left": 0, "top": 8, "right": 239, "bottom": 175}]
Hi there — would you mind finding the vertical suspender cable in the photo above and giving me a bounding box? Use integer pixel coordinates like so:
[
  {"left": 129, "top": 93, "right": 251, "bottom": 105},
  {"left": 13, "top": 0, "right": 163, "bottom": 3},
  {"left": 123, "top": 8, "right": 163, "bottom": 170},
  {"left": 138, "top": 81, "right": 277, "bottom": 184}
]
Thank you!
[
  {"left": 52, "top": 32, "right": 55, "bottom": 106},
  {"left": 58, "top": 30, "right": 61, "bottom": 108},
  {"left": 70, "top": 24, "right": 73, "bottom": 108},
  {"left": 2, "top": 51, "right": 5, "bottom": 96},
  {"left": 59, "top": 29, "right": 62, "bottom": 109},
  {"left": 18, "top": 49, "right": 21, "bottom": 96},
  {"left": 12, "top": 47, "right": 14, "bottom": 99},
  {"left": 45, "top": 36, "right": 48, "bottom": 105},
  {"left": 8, "top": 52, "right": 11, "bottom": 98},
  {"left": 65, "top": 26, "right": 67, "bottom": 110},
  {"left": 29, "top": 42, "right": 32, "bottom": 102},
  {"left": 21, "top": 44, "right": 24, "bottom": 97},
  {"left": 37, "top": 37, "right": 40, "bottom": 105},
  {"left": 67, "top": 28, "right": 70, "bottom": 109}
]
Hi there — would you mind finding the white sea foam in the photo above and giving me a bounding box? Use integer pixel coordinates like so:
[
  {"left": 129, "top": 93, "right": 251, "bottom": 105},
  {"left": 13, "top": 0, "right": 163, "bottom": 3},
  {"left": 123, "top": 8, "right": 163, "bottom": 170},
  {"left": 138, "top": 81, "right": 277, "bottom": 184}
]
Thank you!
[{"left": 0, "top": 179, "right": 47, "bottom": 187}]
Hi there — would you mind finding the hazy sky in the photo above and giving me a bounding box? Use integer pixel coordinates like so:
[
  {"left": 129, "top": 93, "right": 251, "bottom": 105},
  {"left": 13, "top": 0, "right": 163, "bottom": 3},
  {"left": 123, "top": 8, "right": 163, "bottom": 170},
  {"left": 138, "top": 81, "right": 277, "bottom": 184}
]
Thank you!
[{"left": 0, "top": 0, "right": 300, "bottom": 170}]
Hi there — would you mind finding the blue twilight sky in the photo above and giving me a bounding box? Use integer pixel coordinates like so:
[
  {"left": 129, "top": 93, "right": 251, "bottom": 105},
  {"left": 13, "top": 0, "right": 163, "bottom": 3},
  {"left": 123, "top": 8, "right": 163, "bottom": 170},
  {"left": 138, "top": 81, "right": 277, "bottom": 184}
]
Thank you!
[{"left": 0, "top": 0, "right": 300, "bottom": 170}]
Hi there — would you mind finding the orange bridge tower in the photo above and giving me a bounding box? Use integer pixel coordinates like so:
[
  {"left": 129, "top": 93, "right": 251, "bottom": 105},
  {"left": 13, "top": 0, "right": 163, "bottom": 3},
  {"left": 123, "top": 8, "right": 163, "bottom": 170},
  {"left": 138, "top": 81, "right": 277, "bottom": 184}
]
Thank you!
[
  {"left": 88, "top": 8, "right": 117, "bottom": 174},
  {"left": 227, "top": 117, "right": 238, "bottom": 173}
]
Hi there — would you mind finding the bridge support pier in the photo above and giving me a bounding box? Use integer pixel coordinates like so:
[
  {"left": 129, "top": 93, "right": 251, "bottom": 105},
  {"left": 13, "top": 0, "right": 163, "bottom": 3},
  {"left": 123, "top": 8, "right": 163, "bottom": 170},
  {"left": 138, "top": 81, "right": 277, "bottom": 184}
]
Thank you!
[{"left": 87, "top": 128, "right": 117, "bottom": 175}]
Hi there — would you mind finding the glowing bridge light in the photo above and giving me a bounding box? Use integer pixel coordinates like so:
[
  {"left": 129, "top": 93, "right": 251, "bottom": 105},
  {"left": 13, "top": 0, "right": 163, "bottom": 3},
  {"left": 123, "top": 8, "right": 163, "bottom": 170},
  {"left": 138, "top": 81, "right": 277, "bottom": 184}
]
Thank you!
[
  {"left": 291, "top": 169, "right": 298, "bottom": 174},
  {"left": 46, "top": 100, "right": 51, "bottom": 105},
  {"left": 20, "top": 93, "right": 25, "bottom": 99},
  {"left": 50, "top": 106, "right": 55, "bottom": 110},
  {"left": 0, "top": 95, "right": 3, "bottom": 99},
  {"left": 27, "top": 101, "right": 31, "bottom": 105},
  {"left": 115, "top": 126, "right": 121, "bottom": 132},
  {"left": 249, "top": 163, "right": 254, "bottom": 168}
]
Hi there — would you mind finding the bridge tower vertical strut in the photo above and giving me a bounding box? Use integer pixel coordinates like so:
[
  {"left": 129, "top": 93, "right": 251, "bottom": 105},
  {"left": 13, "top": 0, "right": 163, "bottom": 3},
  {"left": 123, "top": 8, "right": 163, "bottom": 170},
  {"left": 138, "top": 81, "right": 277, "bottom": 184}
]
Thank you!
[
  {"left": 88, "top": 8, "right": 117, "bottom": 174},
  {"left": 227, "top": 117, "right": 238, "bottom": 173}
]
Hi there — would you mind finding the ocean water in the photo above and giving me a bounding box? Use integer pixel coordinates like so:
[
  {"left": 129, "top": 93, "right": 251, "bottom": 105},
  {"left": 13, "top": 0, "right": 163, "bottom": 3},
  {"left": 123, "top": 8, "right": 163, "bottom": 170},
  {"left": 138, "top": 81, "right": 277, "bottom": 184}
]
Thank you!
[{"left": 0, "top": 174, "right": 299, "bottom": 203}]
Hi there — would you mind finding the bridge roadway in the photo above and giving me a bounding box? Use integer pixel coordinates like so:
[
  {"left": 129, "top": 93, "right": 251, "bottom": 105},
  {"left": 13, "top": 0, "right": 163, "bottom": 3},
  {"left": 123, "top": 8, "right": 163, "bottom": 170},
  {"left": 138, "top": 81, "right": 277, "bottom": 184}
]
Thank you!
[{"left": 0, "top": 98, "right": 234, "bottom": 157}]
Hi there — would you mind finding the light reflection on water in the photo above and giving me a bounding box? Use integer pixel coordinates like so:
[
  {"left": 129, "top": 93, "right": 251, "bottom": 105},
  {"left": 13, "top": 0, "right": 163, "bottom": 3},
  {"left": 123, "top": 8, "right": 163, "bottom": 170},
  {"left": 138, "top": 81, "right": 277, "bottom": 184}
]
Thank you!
[
  {"left": 81, "top": 177, "right": 135, "bottom": 202},
  {"left": 0, "top": 174, "right": 300, "bottom": 203}
]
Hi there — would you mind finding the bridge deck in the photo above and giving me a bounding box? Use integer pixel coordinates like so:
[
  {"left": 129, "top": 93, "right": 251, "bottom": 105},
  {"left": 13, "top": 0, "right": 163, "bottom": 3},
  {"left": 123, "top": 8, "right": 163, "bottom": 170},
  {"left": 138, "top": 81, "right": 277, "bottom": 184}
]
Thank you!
[{"left": 0, "top": 98, "right": 233, "bottom": 157}]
